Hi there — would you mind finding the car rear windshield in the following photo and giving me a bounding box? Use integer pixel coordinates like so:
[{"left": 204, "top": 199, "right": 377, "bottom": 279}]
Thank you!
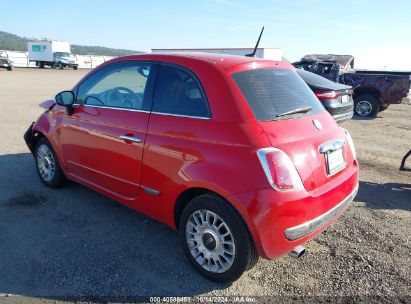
[{"left": 232, "top": 68, "right": 324, "bottom": 121}]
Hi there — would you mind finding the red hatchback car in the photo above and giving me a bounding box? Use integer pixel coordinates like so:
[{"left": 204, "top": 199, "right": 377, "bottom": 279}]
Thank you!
[{"left": 24, "top": 53, "right": 359, "bottom": 282}]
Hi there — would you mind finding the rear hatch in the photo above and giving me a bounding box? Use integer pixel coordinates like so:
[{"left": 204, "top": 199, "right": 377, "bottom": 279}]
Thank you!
[
  {"left": 258, "top": 114, "right": 346, "bottom": 191},
  {"left": 232, "top": 67, "right": 350, "bottom": 192}
]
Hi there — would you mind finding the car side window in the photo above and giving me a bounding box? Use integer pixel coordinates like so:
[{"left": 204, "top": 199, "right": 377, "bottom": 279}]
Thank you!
[
  {"left": 77, "top": 62, "right": 153, "bottom": 111},
  {"left": 152, "top": 64, "right": 210, "bottom": 118}
]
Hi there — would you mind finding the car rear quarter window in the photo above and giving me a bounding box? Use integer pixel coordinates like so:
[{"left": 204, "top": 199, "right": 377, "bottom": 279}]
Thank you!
[
  {"left": 232, "top": 68, "right": 324, "bottom": 121},
  {"left": 152, "top": 65, "right": 210, "bottom": 118}
]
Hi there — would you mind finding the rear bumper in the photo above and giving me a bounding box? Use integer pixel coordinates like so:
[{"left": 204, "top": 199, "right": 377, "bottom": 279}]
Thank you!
[
  {"left": 285, "top": 184, "right": 358, "bottom": 241},
  {"left": 321, "top": 100, "right": 354, "bottom": 122},
  {"left": 332, "top": 111, "right": 354, "bottom": 123},
  {"left": 232, "top": 161, "right": 359, "bottom": 259}
]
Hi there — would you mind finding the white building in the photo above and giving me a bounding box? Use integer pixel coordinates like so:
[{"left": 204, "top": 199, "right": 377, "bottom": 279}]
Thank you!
[{"left": 151, "top": 47, "right": 282, "bottom": 61}]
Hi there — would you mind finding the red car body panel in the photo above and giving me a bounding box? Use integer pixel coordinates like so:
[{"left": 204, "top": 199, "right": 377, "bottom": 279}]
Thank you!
[
  {"left": 59, "top": 106, "right": 149, "bottom": 201},
  {"left": 29, "top": 53, "right": 359, "bottom": 259}
]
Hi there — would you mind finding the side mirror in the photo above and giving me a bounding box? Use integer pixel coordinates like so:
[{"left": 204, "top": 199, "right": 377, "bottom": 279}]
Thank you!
[
  {"left": 55, "top": 91, "right": 75, "bottom": 106},
  {"left": 55, "top": 91, "right": 75, "bottom": 115}
]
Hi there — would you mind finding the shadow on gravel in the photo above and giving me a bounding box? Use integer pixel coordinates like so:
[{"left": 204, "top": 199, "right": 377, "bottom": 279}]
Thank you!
[
  {"left": 357, "top": 180, "right": 411, "bottom": 211},
  {"left": 351, "top": 115, "right": 380, "bottom": 121},
  {"left": 0, "top": 153, "right": 227, "bottom": 302}
]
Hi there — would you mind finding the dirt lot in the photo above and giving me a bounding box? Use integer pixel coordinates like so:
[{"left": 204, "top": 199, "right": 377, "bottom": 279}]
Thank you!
[{"left": 0, "top": 68, "right": 410, "bottom": 303}]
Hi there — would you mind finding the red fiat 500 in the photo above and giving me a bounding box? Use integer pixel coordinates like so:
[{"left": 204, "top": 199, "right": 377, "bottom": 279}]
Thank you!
[{"left": 24, "top": 53, "right": 358, "bottom": 282}]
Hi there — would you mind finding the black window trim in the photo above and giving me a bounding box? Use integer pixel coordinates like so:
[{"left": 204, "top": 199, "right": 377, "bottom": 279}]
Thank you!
[
  {"left": 150, "top": 62, "right": 212, "bottom": 120},
  {"left": 74, "top": 60, "right": 159, "bottom": 113}
]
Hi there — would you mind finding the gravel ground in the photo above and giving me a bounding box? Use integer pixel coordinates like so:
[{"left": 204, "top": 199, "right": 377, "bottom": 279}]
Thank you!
[{"left": 0, "top": 68, "right": 410, "bottom": 303}]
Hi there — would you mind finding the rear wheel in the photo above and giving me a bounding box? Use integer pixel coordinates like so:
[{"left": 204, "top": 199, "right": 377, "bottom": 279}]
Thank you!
[
  {"left": 179, "top": 193, "right": 258, "bottom": 282},
  {"left": 7, "top": 66, "right": 12, "bottom": 71},
  {"left": 354, "top": 94, "right": 380, "bottom": 117},
  {"left": 34, "top": 138, "right": 66, "bottom": 188},
  {"left": 73, "top": 65, "right": 78, "bottom": 70}
]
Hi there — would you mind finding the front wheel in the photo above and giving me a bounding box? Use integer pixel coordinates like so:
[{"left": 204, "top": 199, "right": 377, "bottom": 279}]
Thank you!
[
  {"left": 73, "top": 65, "right": 78, "bottom": 70},
  {"left": 354, "top": 94, "right": 380, "bottom": 117},
  {"left": 179, "top": 194, "right": 258, "bottom": 282},
  {"left": 34, "top": 138, "right": 66, "bottom": 188}
]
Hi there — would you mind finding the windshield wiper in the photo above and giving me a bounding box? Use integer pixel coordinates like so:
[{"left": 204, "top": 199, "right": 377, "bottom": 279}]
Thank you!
[{"left": 275, "top": 106, "right": 312, "bottom": 118}]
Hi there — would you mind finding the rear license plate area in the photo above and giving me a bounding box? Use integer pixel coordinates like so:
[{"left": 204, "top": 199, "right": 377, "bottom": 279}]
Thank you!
[
  {"left": 326, "top": 148, "right": 345, "bottom": 175},
  {"left": 341, "top": 95, "right": 350, "bottom": 103}
]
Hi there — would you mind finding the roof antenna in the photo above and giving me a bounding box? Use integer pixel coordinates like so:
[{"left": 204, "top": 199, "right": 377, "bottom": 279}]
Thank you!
[{"left": 245, "top": 26, "right": 264, "bottom": 57}]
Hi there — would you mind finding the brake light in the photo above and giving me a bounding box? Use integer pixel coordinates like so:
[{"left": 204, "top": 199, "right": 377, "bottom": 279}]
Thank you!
[
  {"left": 315, "top": 91, "right": 339, "bottom": 99},
  {"left": 342, "top": 128, "right": 356, "bottom": 160},
  {"left": 257, "top": 148, "right": 304, "bottom": 191}
]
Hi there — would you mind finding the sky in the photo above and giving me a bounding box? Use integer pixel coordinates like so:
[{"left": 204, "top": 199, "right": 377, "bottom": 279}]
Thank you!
[{"left": 2, "top": 0, "right": 411, "bottom": 70}]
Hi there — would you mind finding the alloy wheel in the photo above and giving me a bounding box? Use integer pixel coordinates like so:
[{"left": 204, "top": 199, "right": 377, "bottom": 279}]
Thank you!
[
  {"left": 185, "top": 210, "right": 236, "bottom": 273},
  {"left": 36, "top": 144, "right": 56, "bottom": 182}
]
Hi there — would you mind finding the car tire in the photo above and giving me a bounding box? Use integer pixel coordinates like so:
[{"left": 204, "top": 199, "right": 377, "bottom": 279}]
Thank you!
[
  {"left": 58, "top": 62, "right": 63, "bottom": 70},
  {"left": 354, "top": 94, "right": 380, "bottom": 117},
  {"left": 7, "top": 66, "right": 12, "bottom": 71},
  {"left": 179, "top": 193, "right": 258, "bottom": 282},
  {"left": 73, "top": 66, "right": 78, "bottom": 70},
  {"left": 34, "top": 137, "right": 66, "bottom": 188}
]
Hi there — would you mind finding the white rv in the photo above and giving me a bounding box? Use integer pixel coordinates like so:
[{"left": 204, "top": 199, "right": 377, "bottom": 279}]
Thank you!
[{"left": 28, "top": 40, "right": 78, "bottom": 69}]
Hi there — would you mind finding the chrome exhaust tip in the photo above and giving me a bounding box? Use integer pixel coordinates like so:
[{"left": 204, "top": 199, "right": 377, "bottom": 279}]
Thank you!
[{"left": 289, "top": 245, "right": 306, "bottom": 258}]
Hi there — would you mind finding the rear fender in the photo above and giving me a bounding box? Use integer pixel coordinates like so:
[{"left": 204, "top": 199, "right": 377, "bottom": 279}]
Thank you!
[{"left": 175, "top": 180, "right": 264, "bottom": 257}]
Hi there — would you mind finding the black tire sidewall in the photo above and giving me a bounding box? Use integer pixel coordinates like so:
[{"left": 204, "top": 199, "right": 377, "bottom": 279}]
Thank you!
[
  {"left": 34, "top": 138, "right": 65, "bottom": 188},
  {"left": 179, "top": 194, "right": 255, "bottom": 283},
  {"left": 354, "top": 94, "right": 380, "bottom": 117}
]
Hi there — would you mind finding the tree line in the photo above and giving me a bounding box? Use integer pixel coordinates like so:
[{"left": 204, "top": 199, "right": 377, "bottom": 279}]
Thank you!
[{"left": 0, "top": 31, "right": 143, "bottom": 56}]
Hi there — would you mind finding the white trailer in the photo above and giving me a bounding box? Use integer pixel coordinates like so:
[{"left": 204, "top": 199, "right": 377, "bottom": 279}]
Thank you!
[
  {"left": 28, "top": 40, "right": 78, "bottom": 69},
  {"left": 151, "top": 47, "right": 283, "bottom": 61}
]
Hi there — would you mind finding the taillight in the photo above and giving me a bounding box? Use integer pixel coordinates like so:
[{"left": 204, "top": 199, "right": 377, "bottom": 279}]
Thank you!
[
  {"left": 257, "top": 148, "right": 304, "bottom": 191},
  {"left": 315, "top": 91, "right": 339, "bottom": 99},
  {"left": 342, "top": 128, "right": 356, "bottom": 160}
]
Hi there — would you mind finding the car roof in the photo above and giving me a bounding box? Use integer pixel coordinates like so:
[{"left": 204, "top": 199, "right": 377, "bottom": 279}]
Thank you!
[{"left": 110, "top": 52, "right": 291, "bottom": 72}]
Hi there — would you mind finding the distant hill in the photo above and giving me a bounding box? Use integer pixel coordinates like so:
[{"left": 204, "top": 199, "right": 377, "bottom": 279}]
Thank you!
[{"left": 0, "top": 31, "right": 143, "bottom": 56}]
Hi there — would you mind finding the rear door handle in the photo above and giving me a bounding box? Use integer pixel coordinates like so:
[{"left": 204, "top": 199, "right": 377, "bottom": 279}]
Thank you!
[{"left": 119, "top": 135, "right": 142, "bottom": 143}]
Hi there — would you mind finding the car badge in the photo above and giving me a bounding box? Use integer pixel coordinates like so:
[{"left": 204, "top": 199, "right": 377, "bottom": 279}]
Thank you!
[{"left": 313, "top": 119, "right": 323, "bottom": 130}]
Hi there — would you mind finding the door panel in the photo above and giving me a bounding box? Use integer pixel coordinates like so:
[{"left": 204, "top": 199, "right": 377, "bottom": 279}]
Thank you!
[
  {"left": 61, "top": 106, "right": 149, "bottom": 200},
  {"left": 59, "top": 61, "right": 156, "bottom": 202}
]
